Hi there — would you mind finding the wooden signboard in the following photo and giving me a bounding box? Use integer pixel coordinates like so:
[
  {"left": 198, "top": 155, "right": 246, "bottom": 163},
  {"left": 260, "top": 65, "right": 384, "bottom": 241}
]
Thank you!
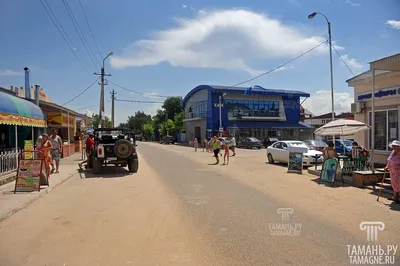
[
  {"left": 14, "top": 152, "right": 44, "bottom": 193},
  {"left": 287, "top": 146, "right": 308, "bottom": 174}
]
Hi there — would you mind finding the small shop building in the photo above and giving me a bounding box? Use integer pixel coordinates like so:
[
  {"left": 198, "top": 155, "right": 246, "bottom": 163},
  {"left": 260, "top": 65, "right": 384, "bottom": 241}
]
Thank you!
[
  {"left": 181, "top": 85, "right": 313, "bottom": 141},
  {"left": 347, "top": 53, "right": 400, "bottom": 164}
]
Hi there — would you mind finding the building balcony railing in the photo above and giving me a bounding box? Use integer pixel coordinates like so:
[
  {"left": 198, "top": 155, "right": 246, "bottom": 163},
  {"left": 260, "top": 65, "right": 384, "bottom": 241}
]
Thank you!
[{"left": 184, "top": 112, "right": 207, "bottom": 120}]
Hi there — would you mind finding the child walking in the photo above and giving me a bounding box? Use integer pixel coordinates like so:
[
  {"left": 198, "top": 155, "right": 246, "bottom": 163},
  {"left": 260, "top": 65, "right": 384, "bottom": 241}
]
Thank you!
[
  {"left": 223, "top": 141, "right": 230, "bottom": 165},
  {"left": 193, "top": 138, "right": 198, "bottom": 152},
  {"left": 203, "top": 138, "right": 208, "bottom": 152}
]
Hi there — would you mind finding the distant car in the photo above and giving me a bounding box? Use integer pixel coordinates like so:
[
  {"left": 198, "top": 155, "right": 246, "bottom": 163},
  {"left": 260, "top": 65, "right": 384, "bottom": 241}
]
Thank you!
[
  {"left": 135, "top": 134, "right": 143, "bottom": 141},
  {"left": 160, "top": 135, "right": 175, "bottom": 144},
  {"left": 334, "top": 139, "right": 353, "bottom": 156},
  {"left": 219, "top": 137, "right": 231, "bottom": 147},
  {"left": 303, "top": 140, "right": 328, "bottom": 152},
  {"left": 263, "top": 137, "right": 279, "bottom": 148},
  {"left": 237, "top": 137, "right": 263, "bottom": 149},
  {"left": 266, "top": 140, "right": 323, "bottom": 166}
]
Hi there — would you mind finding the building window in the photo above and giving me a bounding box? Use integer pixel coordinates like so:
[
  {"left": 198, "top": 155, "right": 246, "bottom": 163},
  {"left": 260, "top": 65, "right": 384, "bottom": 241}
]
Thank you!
[
  {"left": 368, "top": 109, "right": 399, "bottom": 151},
  {"left": 225, "top": 99, "right": 280, "bottom": 118},
  {"left": 186, "top": 100, "right": 208, "bottom": 119}
]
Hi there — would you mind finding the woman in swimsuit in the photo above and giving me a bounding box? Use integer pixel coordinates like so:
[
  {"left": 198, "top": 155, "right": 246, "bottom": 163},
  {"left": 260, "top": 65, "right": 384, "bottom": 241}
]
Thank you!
[
  {"left": 223, "top": 141, "right": 230, "bottom": 165},
  {"left": 41, "top": 134, "right": 53, "bottom": 178}
]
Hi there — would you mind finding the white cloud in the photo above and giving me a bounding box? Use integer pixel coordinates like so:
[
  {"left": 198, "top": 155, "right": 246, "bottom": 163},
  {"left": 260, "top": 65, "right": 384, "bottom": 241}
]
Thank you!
[
  {"left": 0, "top": 70, "right": 23, "bottom": 76},
  {"left": 111, "top": 9, "right": 343, "bottom": 75},
  {"left": 302, "top": 90, "right": 353, "bottom": 116},
  {"left": 182, "top": 4, "right": 187, "bottom": 8},
  {"left": 386, "top": 20, "right": 400, "bottom": 30},
  {"left": 288, "top": 0, "right": 301, "bottom": 7},
  {"left": 340, "top": 54, "right": 363, "bottom": 70},
  {"left": 345, "top": 0, "right": 361, "bottom": 7}
]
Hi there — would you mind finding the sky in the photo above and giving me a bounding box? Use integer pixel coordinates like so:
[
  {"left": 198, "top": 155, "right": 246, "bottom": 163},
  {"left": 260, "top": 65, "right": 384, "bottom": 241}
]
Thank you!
[{"left": 1, "top": 0, "right": 399, "bottom": 125}]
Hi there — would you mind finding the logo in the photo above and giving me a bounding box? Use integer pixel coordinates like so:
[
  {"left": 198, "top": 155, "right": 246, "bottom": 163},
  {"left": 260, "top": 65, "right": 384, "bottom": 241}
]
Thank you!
[
  {"left": 269, "top": 208, "right": 301, "bottom": 237},
  {"left": 359, "top": 222, "right": 385, "bottom": 242},
  {"left": 347, "top": 222, "right": 397, "bottom": 265},
  {"left": 214, "top": 103, "right": 224, "bottom": 107}
]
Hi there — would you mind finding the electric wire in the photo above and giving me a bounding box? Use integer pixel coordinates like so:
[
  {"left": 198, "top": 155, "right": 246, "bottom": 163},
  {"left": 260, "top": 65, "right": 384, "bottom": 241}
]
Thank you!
[
  {"left": 115, "top": 99, "right": 164, "bottom": 104},
  {"left": 332, "top": 45, "right": 356, "bottom": 77},
  {"left": 107, "top": 80, "right": 176, "bottom": 98},
  {"left": 62, "top": 0, "right": 100, "bottom": 68},
  {"left": 74, "top": 103, "right": 99, "bottom": 111},
  {"left": 77, "top": 0, "right": 103, "bottom": 61},
  {"left": 229, "top": 40, "right": 328, "bottom": 88},
  {"left": 39, "top": 0, "right": 92, "bottom": 75},
  {"left": 62, "top": 77, "right": 100, "bottom": 106}
]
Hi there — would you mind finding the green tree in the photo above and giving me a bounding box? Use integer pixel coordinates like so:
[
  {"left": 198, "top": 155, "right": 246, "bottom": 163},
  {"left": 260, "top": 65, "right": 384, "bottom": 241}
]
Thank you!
[
  {"left": 126, "top": 111, "right": 152, "bottom": 133},
  {"left": 162, "top": 97, "right": 183, "bottom": 120},
  {"left": 173, "top": 111, "right": 185, "bottom": 134},
  {"left": 117, "top": 122, "right": 128, "bottom": 129},
  {"left": 92, "top": 114, "right": 112, "bottom": 128},
  {"left": 161, "top": 119, "right": 175, "bottom": 135},
  {"left": 143, "top": 123, "right": 154, "bottom": 137}
]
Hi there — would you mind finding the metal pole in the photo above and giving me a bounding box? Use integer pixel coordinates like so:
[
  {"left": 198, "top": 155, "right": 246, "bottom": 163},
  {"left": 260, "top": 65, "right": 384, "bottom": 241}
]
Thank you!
[
  {"left": 15, "top": 125, "right": 18, "bottom": 163},
  {"left": 371, "top": 68, "right": 375, "bottom": 173},
  {"left": 328, "top": 22, "right": 335, "bottom": 141},
  {"left": 99, "top": 66, "right": 105, "bottom": 128},
  {"left": 111, "top": 90, "right": 116, "bottom": 128}
]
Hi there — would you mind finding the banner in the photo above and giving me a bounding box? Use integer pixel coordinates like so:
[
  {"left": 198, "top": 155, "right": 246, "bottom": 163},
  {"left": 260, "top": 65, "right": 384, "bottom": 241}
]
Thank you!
[
  {"left": 0, "top": 113, "right": 46, "bottom": 127},
  {"left": 47, "top": 112, "right": 75, "bottom": 127},
  {"left": 14, "top": 159, "right": 42, "bottom": 192},
  {"left": 24, "top": 140, "right": 34, "bottom": 159},
  {"left": 287, "top": 146, "right": 308, "bottom": 174},
  {"left": 320, "top": 158, "right": 338, "bottom": 183}
]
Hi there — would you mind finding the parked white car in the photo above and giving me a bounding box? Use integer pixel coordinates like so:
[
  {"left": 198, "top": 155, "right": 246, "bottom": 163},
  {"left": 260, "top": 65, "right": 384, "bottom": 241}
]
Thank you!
[{"left": 266, "top": 141, "right": 323, "bottom": 166}]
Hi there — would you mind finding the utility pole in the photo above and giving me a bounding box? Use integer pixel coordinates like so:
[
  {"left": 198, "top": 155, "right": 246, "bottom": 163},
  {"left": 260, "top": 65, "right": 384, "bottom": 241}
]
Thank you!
[
  {"left": 94, "top": 52, "right": 113, "bottom": 128},
  {"left": 110, "top": 89, "right": 117, "bottom": 128}
]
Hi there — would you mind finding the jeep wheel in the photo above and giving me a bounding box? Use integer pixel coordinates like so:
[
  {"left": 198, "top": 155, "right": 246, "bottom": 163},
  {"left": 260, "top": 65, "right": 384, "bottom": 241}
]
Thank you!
[
  {"left": 114, "top": 139, "right": 134, "bottom": 159},
  {"left": 128, "top": 158, "right": 139, "bottom": 173},
  {"left": 92, "top": 158, "right": 102, "bottom": 174}
]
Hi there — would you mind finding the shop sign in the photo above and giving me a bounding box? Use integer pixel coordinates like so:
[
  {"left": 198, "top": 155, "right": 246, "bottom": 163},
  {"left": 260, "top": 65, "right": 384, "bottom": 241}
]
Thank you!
[
  {"left": 357, "top": 87, "right": 400, "bottom": 102},
  {"left": 47, "top": 112, "right": 75, "bottom": 127},
  {"left": 14, "top": 159, "right": 42, "bottom": 192},
  {"left": 24, "top": 140, "right": 34, "bottom": 159}
]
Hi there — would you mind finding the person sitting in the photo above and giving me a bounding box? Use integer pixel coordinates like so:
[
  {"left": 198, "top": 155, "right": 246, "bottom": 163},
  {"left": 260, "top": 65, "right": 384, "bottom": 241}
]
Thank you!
[
  {"left": 351, "top": 142, "right": 362, "bottom": 159},
  {"left": 322, "top": 141, "right": 338, "bottom": 161}
]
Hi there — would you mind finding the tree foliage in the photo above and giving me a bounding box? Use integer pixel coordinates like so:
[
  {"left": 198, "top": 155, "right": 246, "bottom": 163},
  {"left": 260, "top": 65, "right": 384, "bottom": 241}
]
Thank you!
[{"left": 92, "top": 114, "right": 112, "bottom": 128}]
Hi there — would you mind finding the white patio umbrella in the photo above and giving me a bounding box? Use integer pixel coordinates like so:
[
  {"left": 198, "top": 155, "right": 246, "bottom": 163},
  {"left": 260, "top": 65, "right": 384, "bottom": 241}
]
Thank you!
[{"left": 314, "top": 119, "right": 370, "bottom": 136}]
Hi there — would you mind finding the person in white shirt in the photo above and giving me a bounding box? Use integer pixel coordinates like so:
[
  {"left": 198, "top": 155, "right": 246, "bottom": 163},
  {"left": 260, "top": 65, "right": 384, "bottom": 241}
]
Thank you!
[
  {"left": 50, "top": 129, "right": 63, "bottom": 173},
  {"left": 230, "top": 136, "right": 236, "bottom": 156}
]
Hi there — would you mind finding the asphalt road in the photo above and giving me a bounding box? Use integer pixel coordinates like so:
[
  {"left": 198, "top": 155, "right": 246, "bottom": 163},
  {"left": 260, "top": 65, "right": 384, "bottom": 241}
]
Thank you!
[{"left": 0, "top": 142, "right": 399, "bottom": 266}]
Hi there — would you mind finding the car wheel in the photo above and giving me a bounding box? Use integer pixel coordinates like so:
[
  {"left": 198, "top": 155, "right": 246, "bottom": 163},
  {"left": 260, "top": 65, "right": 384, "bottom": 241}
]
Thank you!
[
  {"left": 267, "top": 153, "right": 275, "bottom": 164},
  {"left": 128, "top": 158, "right": 139, "bottom": 173},
  {"left": 92, "top": 158, "right": 102, "bottom": 174},
  {"left": 258, "top": 146, "right": 262, "bottom": 149}
]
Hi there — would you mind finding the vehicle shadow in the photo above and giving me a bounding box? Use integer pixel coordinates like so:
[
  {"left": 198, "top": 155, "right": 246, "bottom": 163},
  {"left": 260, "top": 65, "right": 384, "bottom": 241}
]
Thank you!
[{"left": 79, "top": 166, "right": 134, "bottom": 179}]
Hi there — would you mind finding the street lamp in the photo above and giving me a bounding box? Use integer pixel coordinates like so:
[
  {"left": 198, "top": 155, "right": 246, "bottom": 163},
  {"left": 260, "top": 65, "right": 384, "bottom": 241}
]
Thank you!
[
  {"left": 308, "top": 12, "right": 335, "bottom": 126},
  {"left": 98, "top": 52, "right": 113, "bottom": 128},
  {"left": 219, "top": 93, "right": 226, "bottom": 134}
]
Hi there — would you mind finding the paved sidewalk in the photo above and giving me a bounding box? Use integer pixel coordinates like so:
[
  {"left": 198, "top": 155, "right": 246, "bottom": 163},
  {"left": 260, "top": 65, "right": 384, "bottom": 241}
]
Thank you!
[{"left": 0, "top": 153, "right": 81, "bottom": 222}]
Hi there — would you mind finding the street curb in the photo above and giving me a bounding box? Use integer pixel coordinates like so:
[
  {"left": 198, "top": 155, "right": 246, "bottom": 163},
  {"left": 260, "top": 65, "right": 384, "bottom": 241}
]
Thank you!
[
  {"left": 0, "top": 173, "right": 16, "bottom": 186},
  {"left": 0, "top": 170, "right": 78, "bottom": 223}
]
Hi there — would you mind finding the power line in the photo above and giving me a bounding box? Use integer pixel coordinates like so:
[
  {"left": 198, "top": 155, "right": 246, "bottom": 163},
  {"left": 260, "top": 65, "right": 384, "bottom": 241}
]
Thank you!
[
  {"left": 39, "top": 0, "right": 92, "bottom": 75},
  {"left": 115, "top": 99, "right": 164, "bottom": 104},
  {"left": 332, "top": 45, "right": 356, "bottom": 77},
  {"left": 108, "top": 80, "right": 177, "bottom": 98},
  {"left": 62, "top": 77, "right": 100, "bottom": 106},
  {"left": 62, "top": 0, "right": 99, "bottom": 68},
  {"left": 230, "top": 40, "right": 328, "bottom": 88},
  {"left": 77, "top": 0, "right": 103, "bottom": 61},
  {"left": 74, "top": 103, "right": 99, "bottom": 111}
]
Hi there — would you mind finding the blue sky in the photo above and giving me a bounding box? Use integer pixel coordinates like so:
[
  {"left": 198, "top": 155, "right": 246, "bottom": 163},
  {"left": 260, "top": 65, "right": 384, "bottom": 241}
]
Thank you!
[{"left": 1, "top": 0, "right": 399, "bottom": 124}]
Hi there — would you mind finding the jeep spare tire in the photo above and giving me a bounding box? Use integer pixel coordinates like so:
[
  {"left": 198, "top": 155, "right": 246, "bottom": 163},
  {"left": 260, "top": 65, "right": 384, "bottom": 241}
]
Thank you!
[{"left": 114, "top": 139, "right": 133, "bottom": 159}]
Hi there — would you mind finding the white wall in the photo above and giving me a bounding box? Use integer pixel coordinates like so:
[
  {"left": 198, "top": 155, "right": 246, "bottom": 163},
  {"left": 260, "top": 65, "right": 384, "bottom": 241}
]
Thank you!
[{"left": 184, "top": 89, "right": 208, "bottom": 113}]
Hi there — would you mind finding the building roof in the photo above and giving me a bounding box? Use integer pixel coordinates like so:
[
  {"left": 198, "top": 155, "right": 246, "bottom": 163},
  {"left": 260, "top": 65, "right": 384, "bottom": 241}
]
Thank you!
[
  {"left": 182, "top": 85, "right": 310, "bottom": 108},
  {"left": 307, "top": 112, "right": 354, "bottom": 119}
]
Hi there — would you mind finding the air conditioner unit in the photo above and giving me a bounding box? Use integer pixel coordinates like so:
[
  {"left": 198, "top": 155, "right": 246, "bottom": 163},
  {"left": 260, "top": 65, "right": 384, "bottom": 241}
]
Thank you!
[{"left": 351, "top": 102, "right": 364, "bottom": 114}]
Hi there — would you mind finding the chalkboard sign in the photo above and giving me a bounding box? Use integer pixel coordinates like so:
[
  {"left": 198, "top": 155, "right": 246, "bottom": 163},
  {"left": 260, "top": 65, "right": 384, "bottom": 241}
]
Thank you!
[
  {"left": 287, "top": 146, "right": 308, "bottom": 174},
  {"left": 319, "top": 158, "right": 339, "bottom": 186}
]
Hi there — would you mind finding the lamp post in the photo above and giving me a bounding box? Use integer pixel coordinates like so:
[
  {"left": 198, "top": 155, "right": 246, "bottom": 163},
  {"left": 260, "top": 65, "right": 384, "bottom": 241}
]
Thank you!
[
  {"left": 308, "top": 12, "right": 335, "bottom": 127},
  {"left": 96, "top": 52, "right": 113, "bottom": 128},
  {"left": 218, "top": 93, "right": 226, "bottom": 135}
]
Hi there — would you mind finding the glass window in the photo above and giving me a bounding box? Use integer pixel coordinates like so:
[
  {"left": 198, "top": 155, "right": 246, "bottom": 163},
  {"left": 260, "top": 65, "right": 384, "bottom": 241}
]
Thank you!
[{"left": 368, "top": 110, "right": 399, "bottom": 151}]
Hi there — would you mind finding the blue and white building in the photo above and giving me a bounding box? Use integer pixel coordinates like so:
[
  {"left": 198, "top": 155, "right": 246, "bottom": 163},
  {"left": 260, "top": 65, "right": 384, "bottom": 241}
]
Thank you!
[{"left": 181, "top": 85, "right": 313, "bottom": 141}]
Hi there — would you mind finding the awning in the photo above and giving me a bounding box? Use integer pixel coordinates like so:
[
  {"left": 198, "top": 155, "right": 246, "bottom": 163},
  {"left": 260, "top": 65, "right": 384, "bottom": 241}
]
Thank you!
[
  {"left": 0, "top": 92, "right": 46, "bottom": 127},
  {"left": 227, "top": 121, "right": 313, "bottom": 129}
]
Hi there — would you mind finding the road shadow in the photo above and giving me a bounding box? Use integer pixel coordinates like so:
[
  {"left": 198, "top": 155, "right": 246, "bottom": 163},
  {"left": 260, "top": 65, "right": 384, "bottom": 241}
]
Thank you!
[
  {"left": 79, "top": 166, "right": 134, "bottom": 179},
  {"left": 310, "top": 177, "right": 350, "bottom": 188}
]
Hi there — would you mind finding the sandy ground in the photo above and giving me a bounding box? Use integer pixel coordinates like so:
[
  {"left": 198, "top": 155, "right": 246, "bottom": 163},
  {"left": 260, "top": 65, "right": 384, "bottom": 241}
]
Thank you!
[{"left": 0, "top": 142, "right": 399, "bottom": 266}]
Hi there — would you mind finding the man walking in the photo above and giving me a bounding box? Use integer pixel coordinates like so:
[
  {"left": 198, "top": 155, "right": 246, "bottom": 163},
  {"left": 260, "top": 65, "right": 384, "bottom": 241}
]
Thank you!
[
  {"left": 230, "top": 136, "right": 236, "bottom": 156},
  {"left": 211, "top": 136, "right": 221, "bottom": 165},
  {"left": 50, "top": 129, "right": 62, "bottom": 173}
]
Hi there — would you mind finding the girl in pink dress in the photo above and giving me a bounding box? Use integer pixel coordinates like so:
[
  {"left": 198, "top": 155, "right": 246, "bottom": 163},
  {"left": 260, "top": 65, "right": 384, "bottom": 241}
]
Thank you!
[{"left": 385, "top": 140, "right": 400, "bottom": 204}]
